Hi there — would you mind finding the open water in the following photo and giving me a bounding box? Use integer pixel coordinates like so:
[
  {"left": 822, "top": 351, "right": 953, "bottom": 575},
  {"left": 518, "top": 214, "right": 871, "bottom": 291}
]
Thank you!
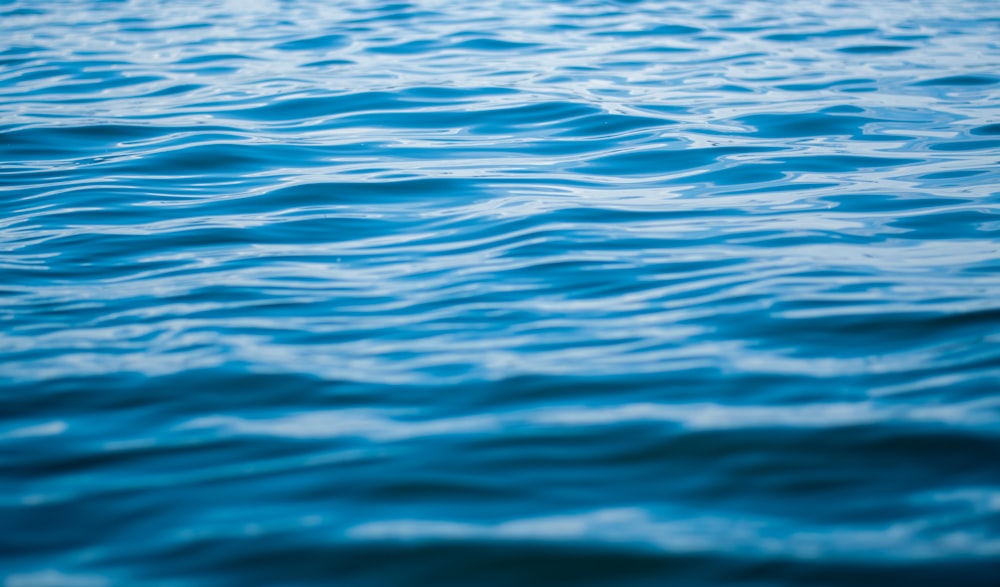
[{"left": 2, "top": 0, "right": 1000, "bottom": 585}]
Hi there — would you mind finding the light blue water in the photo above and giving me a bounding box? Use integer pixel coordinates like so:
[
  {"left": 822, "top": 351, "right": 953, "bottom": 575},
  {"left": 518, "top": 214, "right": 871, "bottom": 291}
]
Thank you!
[{"left": 2, "top": 0, "right": 1000, "bottom": 585}]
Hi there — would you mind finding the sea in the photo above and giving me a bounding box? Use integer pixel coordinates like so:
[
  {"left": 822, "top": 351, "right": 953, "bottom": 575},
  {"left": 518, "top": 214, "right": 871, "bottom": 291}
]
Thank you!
[{"left": 2, "top": 0, "right": 999, "bottom": 585}]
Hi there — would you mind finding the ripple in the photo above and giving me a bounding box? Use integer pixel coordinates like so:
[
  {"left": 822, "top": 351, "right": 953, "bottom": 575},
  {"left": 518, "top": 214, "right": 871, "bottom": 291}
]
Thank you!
[
  {"left": 914, "top": 75, "right": 1000, "bottom": 86},
  {"left": 348, "top": 506, "right": 1000, "bottom": 560}
]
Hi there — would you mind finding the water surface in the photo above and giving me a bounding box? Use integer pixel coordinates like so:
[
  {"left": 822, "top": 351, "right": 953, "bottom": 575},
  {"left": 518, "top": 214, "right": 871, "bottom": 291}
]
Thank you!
[{"left": 2, "top": 0, "right": 1000, "bottom": 585}]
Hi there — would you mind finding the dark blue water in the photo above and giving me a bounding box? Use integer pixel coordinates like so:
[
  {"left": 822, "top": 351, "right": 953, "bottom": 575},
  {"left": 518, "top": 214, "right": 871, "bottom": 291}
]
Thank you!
[{"left": 3, "top": 0, "right": 1000, "bottom": 585}]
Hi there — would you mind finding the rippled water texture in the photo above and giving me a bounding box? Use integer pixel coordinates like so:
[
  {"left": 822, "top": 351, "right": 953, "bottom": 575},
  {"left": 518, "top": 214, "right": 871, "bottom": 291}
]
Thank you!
[{"left": 3, "top": 0, "right": 1000, "bottom": 585}]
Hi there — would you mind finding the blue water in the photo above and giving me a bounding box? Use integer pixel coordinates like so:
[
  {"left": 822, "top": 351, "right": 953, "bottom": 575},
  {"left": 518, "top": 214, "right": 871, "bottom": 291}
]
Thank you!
[{"left": 3, "top": 0, "right": 1000, "bottom": 585}]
